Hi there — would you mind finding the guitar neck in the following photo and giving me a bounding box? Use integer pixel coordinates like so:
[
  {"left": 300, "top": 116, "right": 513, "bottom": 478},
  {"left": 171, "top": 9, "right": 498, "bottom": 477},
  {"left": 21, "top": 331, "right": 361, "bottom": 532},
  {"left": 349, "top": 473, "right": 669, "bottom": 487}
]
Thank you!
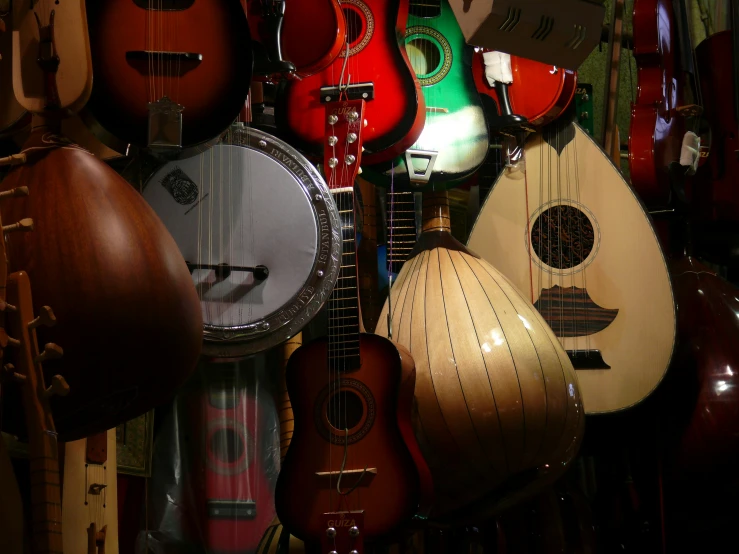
[
  {"left": 328, "top": 190, "right": 361, "bottom": 370},
  {"left": 387, "top": 191, "right": 418, "bottom": 275},
  {"left": 409, "top": 0, "right": 442, "bottom": 18}
]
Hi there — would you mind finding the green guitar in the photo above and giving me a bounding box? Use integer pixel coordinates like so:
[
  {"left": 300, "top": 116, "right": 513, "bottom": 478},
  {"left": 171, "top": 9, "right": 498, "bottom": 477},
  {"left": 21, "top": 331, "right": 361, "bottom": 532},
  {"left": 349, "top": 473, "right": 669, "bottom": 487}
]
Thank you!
[{"left": 364, "top": 0, "right": 489, "bottom": 191}]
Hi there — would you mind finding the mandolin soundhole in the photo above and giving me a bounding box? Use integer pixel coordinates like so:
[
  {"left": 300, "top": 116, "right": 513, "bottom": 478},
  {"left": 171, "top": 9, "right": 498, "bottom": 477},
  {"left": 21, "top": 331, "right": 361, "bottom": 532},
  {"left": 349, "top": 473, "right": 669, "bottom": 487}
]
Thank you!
[
  {"left": 531, "top": 205, "right": 595, "bottom": 269},
  {"left": 210, "top": 429, "right": 245, "bottom": 464}
]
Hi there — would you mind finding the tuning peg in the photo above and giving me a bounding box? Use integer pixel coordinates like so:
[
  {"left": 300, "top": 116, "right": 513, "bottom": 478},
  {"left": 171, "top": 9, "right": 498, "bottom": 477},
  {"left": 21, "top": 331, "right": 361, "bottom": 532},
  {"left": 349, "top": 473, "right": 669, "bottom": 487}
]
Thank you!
[
  {"left": 29, "top": 306, "right": 57, "bottom": 330},
  {"left": 34, "top": 343, "right": 63, "bottom": 364},
  {"left": 44, "top": 374, "right": 70, "bottom": 398},
  {"left": 0, "top": 328, "right": 20, "bottom": 348},
  {"left": 0, "top": 300, "right": 17, "bottom": 312},
  {"left": 358, "top": 167, "right": 363, "bottom": 175},
  {"left": 0, "top": 153, "right": 26, "bottom": 168},
  {"left": 0, "top": 186, "right": 29, "bottom": 201},
  {"left": 1, "top": 363, "right": 25, "bottom": 383},
  {"left": 2, "top": 218, "right": 34, "bottom": 234}
]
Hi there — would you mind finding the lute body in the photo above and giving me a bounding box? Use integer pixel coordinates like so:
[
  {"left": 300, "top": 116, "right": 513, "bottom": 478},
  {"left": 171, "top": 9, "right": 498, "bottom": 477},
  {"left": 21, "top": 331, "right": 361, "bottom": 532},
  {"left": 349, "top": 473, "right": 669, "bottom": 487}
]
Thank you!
[
  {"left": 468, "top": 121, "right": 675, "bottom": 414},
  {"left": 83, "top": 0, "right": 253, "bottom": 150},
  {"left": 275, "top": 0, "right": 425, "bottom": 165},
  {"left": 364, "top": 0, "right": 488, "bottom": 190}
]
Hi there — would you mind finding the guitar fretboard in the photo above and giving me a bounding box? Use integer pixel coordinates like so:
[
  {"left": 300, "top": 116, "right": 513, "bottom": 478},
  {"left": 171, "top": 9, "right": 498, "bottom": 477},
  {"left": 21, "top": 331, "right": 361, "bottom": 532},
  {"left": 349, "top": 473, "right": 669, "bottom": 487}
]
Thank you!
[
  {"left": 387, "top": 191, "right": 418, "bottom": 275},
  {"left": 328, "top": 191, "right": 361, "bottom": 370},
  {"left": 409, "top": 0, "right": 442, "bottom": 18}
]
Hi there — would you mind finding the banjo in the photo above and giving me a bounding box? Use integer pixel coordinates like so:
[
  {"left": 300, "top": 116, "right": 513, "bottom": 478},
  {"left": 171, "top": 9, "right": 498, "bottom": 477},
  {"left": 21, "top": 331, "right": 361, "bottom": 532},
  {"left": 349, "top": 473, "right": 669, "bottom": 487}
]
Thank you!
[{"left": 143, "top": 125, "right": 341, "bottom": 358}]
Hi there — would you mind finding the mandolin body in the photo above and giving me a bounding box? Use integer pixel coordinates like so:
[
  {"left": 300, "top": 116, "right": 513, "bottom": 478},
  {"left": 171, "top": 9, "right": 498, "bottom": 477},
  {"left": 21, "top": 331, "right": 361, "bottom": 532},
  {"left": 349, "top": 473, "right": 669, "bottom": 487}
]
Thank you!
[
  {"left": 0, "top": 127, "right": 203, "bottom": 441},
  {"left": 364, "top": 0, "right": 488, "bottom": 190},
  {"left": 83, "top": 0, "right": 253, "bottom": 150},
  {"left": 275, "top": 334, "right": 428, "bottom": 544},
  {"left": 468, "top": 123, "right": 675, "bottom": 414},
  {"left": 275, "top": 0, "right": 424, "bottom": 165}
]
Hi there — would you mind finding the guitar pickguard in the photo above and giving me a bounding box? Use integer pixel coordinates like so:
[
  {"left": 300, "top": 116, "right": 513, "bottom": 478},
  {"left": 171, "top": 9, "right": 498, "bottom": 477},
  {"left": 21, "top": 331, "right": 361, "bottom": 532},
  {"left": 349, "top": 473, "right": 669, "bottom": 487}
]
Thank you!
[{"left": 534, "top": 284, "right": 619, "bottom": 338}]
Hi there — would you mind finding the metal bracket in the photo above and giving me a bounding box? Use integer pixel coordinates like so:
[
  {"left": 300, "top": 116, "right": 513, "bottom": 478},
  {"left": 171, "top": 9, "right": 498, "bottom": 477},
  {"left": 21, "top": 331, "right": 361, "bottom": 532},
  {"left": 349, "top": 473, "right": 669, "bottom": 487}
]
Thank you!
[{"left": 404, "top": 149, "right": 438, "bottom": 184}]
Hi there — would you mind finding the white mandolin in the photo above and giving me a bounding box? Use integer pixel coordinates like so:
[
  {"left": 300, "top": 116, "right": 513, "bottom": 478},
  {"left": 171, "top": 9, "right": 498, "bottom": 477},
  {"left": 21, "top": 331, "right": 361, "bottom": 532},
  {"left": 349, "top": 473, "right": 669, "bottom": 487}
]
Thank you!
[{"left": 468, "top": 121, "right": 675, "bottom": 414}]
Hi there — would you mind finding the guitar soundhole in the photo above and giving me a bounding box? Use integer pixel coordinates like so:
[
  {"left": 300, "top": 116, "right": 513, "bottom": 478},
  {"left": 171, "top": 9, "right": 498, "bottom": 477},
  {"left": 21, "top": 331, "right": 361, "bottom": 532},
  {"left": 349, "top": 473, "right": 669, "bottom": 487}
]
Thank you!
[
  {"left": 531, "top": 205, "right": 595, "bottom": 269},
  {"left": 326, "top": 390, "right": 364, "bottom": 431},
  {"left": 406, "top": 38, "right": 441, "bottom": 77},
  {"left": 210, "top": 429, "right": 244, "bottom": 463},
  {"left": 343, "top": 8, "right": 363, "bottom": 45}
]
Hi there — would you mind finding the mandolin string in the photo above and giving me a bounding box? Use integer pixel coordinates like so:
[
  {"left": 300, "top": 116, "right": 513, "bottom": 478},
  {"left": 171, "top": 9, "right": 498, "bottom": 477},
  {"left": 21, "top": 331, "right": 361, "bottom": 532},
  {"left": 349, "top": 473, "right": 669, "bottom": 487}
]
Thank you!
[
  {"left": 573, "top": 126, "right": 591, "bottom": 353},
  {"left": 556, "top": 119, "right": 564, "bottom": 342},
  {"left": 563, "top": 121, "right": 577, "bottom": 356}
]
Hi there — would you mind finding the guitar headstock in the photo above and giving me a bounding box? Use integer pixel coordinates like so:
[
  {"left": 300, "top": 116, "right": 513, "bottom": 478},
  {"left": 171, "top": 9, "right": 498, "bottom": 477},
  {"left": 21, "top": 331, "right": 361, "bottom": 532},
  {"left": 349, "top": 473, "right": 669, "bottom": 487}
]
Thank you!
[
  {"left": 321, "top": 511, "right": 364, "bottom": 554},
  {"left": 323, "top": 99, "right": 366, "bottom": 191}
]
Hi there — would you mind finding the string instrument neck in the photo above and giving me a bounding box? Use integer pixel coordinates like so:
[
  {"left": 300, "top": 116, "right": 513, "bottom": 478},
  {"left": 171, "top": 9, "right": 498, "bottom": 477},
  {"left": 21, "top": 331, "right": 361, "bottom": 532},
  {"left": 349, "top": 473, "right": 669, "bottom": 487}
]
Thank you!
[
  {"left": 421, "top": 191, "right": 451, "bottom": 233},
  {"left": 387, "top": 191, "right": 417, "bottom": 275}
]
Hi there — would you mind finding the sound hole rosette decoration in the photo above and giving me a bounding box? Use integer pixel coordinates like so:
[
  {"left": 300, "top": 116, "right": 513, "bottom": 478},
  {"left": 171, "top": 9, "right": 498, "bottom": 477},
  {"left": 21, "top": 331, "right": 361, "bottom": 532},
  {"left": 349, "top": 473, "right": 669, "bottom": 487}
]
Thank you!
[
  {"left": 143, "top": 126, "right": 341, "bottom": 357},
  {"left": 205, "top": 417, "right": 255, "bottom": 477},
  {"left": 527, "top": 200, "right": 601, "bottom": 275}
]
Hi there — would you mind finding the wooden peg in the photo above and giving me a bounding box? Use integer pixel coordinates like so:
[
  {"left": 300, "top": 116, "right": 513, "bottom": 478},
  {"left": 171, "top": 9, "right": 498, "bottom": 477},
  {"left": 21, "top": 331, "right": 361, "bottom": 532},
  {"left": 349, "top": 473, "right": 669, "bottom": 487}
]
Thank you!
[
  {"left": 34, "top": 343, "right": 63, "bottom": 364},
  {"left": 2, "top": 218, "right": 34, "bottom": 234},
  {"left": 677, "top": 104, "right": 702, "bottom": 117},
  {"left": 1, "top": 363, "right": 25, "bottom": 384},
  {"left": 0, "top": 153, "right": 27, "bottom": 168},
  {"left": 0, "top": 300, "right": 17, "bottom": 312},
  {"left": 29, "top": 306, "right": 57, "bottom": 330},
  {"left": 0, "top": 328, "right": 21, "bottom": 349},
  {"left": 0, "top": 187, "right": 29, "bottom": 201},
  {"left": 44, "top": 374, "right": 70, "bottom": 398}
]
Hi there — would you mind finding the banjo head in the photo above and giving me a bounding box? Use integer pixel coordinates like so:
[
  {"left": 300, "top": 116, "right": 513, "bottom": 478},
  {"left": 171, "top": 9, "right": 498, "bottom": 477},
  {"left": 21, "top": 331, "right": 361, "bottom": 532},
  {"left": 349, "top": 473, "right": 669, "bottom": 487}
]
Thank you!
[{"left": 143, "top": 127, "right": 340, "bottom": 357}]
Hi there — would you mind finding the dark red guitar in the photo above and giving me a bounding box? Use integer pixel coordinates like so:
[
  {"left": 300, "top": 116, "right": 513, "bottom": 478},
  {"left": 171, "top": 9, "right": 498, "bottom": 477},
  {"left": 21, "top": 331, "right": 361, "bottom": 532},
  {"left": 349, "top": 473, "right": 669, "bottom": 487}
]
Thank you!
[
  {"left": 628, "top": 0, "right": 686, "bottom": 208},
  {"left": 82, "top": 0, "right": 253, "bottom": 151},
  {"left": 275, "top": 0, "right": 425, "bottom": 165},
  {"left": 471, "top": 50, "right": 577, "bottom": 128},
  {"left": 274, "top": 98, "right": 432, "bottom": 546}
]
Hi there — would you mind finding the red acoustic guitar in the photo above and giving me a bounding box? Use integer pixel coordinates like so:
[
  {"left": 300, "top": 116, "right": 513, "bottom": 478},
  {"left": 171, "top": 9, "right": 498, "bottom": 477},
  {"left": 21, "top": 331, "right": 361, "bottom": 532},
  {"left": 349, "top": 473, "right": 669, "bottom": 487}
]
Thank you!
[
  {"left": 82, "top": 0, "right": 253, "bottom": 151},
  {"left": 628, "top": 0, "right": 686, "bottom": 208},
  {"left": 275, "top": 0, "right": 425, "bottom": 165},
  {"left": 274, "top": 99, "right": 432, "bottom": 547},
  {"left": 471, "top": 50, "right": 577, "bottom": 128}
]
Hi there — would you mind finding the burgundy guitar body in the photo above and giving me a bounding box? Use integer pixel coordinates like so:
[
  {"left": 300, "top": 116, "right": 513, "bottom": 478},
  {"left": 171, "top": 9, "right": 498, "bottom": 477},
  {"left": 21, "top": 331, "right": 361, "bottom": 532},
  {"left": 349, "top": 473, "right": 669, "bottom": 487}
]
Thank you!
[
  {"left": 471, "top": 51, "right": 577, "bottom": 128},
  {"left": 661, "top": 256, "right": 739, "bottom": 478},
  {"left": 628, "top": 0, "right": 684, "bottom": 208},
  {"left": 83, "top": 0, "right": 253, "bottom": 150},
  {"left": 275, "top": 0, "right": 425, "bottom": 165},
  {"left": 691, "top": 31, "right": 739, "bottom": 224},
  {"left": 275, "top": 335, "right": 427, "bottom": 544}
]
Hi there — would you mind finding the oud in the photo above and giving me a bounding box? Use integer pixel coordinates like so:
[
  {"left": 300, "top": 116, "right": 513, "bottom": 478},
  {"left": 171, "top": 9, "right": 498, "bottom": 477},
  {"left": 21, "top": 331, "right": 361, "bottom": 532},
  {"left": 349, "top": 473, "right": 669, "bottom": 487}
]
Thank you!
[{"left": 275, "top": 99, "right": 432, "bottom": 546}]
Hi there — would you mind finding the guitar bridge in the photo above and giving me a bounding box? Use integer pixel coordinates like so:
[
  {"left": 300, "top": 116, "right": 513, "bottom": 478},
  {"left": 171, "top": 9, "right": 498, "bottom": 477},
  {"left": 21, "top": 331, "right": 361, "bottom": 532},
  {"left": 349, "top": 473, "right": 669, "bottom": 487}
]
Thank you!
[
  {"left": 320, "top": 83, "right": 374, "bottom": 103},
  {"left": 207, "top": 499, "right": 256, "bottom": 519}
]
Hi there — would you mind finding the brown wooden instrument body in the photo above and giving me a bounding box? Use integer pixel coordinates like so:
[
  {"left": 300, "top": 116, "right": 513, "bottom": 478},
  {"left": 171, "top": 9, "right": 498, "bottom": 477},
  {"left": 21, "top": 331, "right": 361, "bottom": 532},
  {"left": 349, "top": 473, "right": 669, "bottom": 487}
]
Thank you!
[
  {"left": 0, "top": 127, "right": 203, "bottom": 441},
  {"left": 83, "top": 0, "right": 252, "bottom": 149},
  {"left": 662, "top": 256, "right": 739, "bottom": 476},
  {"left": 275, "top": 334, "right": 427, "bottom": 545}
]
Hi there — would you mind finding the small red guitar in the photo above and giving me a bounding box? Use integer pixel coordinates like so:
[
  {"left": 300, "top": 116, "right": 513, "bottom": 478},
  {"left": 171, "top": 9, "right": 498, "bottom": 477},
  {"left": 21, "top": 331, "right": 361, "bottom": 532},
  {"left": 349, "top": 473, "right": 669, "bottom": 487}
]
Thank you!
[
  {"left": 274, "top": 98, "right": 432, "bottom": 546},
  {"left": 275, "top": 0, "right": 425, "bottom": 165}
]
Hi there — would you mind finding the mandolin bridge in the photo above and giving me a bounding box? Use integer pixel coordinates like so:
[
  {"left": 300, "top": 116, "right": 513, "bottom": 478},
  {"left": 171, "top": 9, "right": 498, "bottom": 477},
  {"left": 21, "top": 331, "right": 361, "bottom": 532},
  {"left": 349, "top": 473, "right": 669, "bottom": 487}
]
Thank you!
[{"left": 207, "top": 500, "right": 256, "bottom": 519}]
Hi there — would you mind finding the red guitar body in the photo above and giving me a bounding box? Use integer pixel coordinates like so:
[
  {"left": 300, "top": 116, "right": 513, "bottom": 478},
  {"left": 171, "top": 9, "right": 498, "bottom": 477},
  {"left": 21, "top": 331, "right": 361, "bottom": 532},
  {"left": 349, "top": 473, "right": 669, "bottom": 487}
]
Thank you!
[
  {"left": 248, "top": 0, "right": 346, "bottom": 76},
  {"left": 471, "top": 50, "right": 577, "bottom": 127},
  {"left": 691, "top": 31, "right": 739, "bottom": 223},
  {"left": 628, "top": 0, "right": 684, "bottom": 208},
  {"left": 191, "top": 379, "right": 277, "bottom": 553},
  {"left": 275, "top": 0, "right": 425, "bottom": 165},
  {"left": 83, "top": 0, "right": 253, "bottom": 150},
  {"left": 274, "top": 335, "right": 430, "bottom": 544}
]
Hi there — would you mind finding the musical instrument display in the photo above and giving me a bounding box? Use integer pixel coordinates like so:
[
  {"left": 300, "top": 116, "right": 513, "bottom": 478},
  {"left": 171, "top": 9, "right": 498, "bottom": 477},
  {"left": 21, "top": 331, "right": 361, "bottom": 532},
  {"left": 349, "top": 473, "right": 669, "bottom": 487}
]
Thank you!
[
  {"left": 82, "top": 0, "right": 253, "bottom": 150},
  {"left": 142, "top": 125, "right": 341, "bottom": 358},
  {"left": 468, "top": 120, "right": 675, "bottom": 414},
  {"left": 275, "top": 99, "right": 432, "bottom": 545},
  {"left": 364, "top": 0, "right": 488, "bottom": 189},
  {"left": 376, "top": 190, "right": 583, "bottom": 521},
  {"left": 275, "top": 0, "right": 425, "bottom": 165}
]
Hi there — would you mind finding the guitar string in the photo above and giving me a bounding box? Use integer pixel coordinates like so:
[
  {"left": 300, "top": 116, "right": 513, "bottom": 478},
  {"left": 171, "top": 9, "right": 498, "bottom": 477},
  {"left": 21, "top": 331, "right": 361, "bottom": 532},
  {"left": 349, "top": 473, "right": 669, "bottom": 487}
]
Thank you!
[
  {"left": 563, "top": 120, "right": 578, "bottom": 355},
  {"left": 573, "top": 124, "right": 592, "bottom": 353}
]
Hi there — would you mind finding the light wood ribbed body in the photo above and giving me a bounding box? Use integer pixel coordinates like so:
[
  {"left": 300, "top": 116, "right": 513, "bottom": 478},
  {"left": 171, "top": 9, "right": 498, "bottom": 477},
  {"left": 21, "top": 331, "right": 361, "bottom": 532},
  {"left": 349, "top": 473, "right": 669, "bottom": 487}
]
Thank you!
[
  {"left": 468, "top": 123, "right": 675, "bottom": 414},
  {"left": 376, "top": 191, "right": 584, "bottom": 521}
]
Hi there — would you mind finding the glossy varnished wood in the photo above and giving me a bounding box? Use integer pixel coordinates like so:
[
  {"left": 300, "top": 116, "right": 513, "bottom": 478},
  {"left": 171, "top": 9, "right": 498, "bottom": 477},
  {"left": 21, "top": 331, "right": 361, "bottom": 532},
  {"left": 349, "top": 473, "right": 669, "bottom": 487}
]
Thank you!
[
  {"left": 83, "top": 0, "right": 252, "bottom": 149},
  {"left": 0, "top": 433, "right": 23, "bottom": 553},
  {"left": 468, "top": 123, "right": 675, "bottom": 414},
  {"left": 276, "top": 0, "right": 425, "bottom": 165},
  {"left": 376, "top": 192, "right": 583, "bottom": 521},
  {"left": 275, "top": 334, "right": 428, "bottom": 544},
  {"left": 0, "top": 126, "right": 203, "bottom": 441}
]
